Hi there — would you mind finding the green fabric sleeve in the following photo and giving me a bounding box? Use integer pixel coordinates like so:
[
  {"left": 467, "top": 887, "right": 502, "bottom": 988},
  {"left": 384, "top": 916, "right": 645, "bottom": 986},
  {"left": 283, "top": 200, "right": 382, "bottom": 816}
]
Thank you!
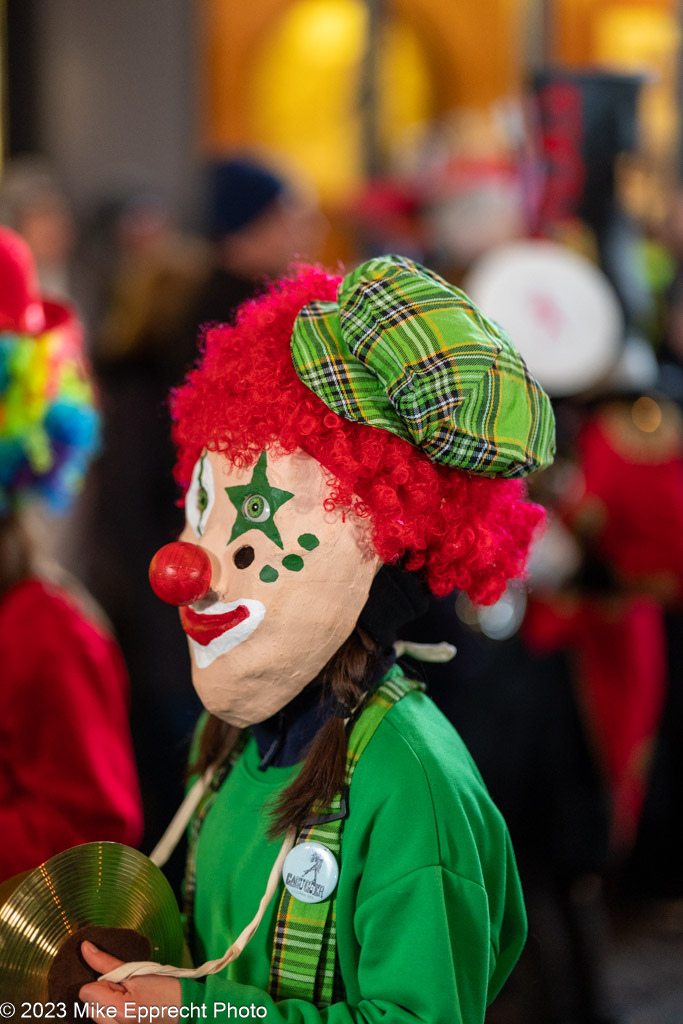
[{"left": 181, "top": 862, "right": 523, "bottom": 1023}]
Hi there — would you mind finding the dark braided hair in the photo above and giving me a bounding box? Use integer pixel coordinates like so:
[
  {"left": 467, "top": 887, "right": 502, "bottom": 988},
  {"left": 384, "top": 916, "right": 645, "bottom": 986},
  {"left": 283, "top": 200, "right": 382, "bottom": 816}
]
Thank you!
[{"left": 191, "top": 627, "right": 380, "bottom": 838}]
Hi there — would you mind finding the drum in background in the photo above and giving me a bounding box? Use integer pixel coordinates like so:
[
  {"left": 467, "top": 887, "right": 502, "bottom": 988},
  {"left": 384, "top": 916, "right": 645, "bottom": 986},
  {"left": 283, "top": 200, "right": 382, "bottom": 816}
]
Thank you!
[{"left": 465, "top": 238, "right": 624, "bottom": 397}]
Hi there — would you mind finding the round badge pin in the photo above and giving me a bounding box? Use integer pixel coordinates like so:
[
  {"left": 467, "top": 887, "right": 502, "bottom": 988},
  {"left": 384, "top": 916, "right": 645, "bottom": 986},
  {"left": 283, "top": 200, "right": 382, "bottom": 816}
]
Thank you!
[{"left": 282, "top": 841, "right": 339, "bottom": 904}]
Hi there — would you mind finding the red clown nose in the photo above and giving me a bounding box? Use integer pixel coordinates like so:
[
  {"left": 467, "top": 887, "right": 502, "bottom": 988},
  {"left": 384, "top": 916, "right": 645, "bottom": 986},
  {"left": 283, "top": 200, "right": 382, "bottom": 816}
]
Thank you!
[{"left": 149, "top": 541, "right": 212, "bottom": 606}]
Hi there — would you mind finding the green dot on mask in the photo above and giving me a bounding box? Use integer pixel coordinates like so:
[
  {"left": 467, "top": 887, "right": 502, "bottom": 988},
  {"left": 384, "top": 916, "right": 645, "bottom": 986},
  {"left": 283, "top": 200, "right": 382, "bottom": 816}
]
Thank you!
[
  {"left": 259, "top": 565, "right": 279, "bottom": 583},
  {"left": 282, "top": 554, "right": 304, "bottom": 572},
  {"left": 298, "top": 533, "right": 320, "bottom": 551}
]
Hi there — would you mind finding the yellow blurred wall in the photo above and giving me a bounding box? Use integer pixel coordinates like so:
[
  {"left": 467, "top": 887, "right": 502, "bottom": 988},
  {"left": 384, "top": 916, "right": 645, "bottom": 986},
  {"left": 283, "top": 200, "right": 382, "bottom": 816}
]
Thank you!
[
  {"left": 552, "top": 0, "right": 677, "bottom": 65},
  {"left": 197, "top": 0, "right": 681, "bottom": 231},
  {"left": 199, "top": 0, "right": 529, "bottom": 156}
]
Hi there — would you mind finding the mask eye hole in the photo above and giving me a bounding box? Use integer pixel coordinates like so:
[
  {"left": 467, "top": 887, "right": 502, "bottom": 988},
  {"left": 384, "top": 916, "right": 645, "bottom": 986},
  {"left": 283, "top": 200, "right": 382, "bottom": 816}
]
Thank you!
[
  {"left": 242, "top": 494, "right": 270, "bottom": 523},
  {"left": 186, "top": 453, "right": 214, "bottom": 537},
  {"left": 233, "top": 545, "right": 255, "bottom": 569}
]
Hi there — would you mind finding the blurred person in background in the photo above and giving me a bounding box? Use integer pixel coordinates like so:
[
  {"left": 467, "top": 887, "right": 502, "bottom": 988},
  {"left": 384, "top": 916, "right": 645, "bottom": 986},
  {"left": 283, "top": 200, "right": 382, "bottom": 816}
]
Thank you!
[
  {"left": 1, "top": 156, "right": 97, "bottom": 578},
  {"left": 0, "top": 155, "right": 77, "bottom": 304},
  {"left": 616, "top": 186, "right": 683, "bottom": 905},
  {"left": 0, "top": 226, "right": 143, "bottom": 881},
  {"left": 183, "top": 154, "right": 327, "bottom": 334},
  {"left": 89, "top": 190, "right": 209, "bottom": 382},
  {"left": 518, "top": 378, "right": 683, "bottom": 1024},
  {"left": 78, "top": 190, "right": 210, "bottom": 888}
]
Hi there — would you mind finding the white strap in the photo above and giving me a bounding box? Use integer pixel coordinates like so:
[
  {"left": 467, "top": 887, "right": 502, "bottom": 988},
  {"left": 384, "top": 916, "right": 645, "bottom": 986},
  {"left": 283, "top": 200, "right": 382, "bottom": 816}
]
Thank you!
[
  {"left": 109, "top": 648, "right": 451, "bottom": 984},
  {"left": 101, "top": 827, "right": 296, "bottom": 983},
  {"left": 148, "top": 767, "right": 214, "bottom": 868},
  {"left": 394, "top": 639, "right": 456, "bottom": 663}
]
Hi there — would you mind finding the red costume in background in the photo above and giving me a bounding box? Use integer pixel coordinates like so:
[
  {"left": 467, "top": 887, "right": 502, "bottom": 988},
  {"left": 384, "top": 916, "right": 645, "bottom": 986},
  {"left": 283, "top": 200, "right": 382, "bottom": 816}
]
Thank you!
[
  {"left": 526, "top": 401, "right": 683, "bottom": 851},
  {"left": 0, "top": 578, "right": 143, "bottom": 880}
]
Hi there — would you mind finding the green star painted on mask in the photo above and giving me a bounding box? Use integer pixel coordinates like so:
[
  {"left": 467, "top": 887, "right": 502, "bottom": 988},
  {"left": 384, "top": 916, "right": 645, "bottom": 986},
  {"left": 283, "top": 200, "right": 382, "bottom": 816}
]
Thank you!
[{"left": 225, "top": 451, "right": 294, "bottom": 550}]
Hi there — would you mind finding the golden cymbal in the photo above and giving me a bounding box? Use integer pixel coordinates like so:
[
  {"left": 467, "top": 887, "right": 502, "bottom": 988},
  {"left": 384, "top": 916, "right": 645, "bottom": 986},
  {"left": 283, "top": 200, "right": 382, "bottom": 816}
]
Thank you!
[{"left": 0, "top": 842, "right": 183, "bottom": 999}]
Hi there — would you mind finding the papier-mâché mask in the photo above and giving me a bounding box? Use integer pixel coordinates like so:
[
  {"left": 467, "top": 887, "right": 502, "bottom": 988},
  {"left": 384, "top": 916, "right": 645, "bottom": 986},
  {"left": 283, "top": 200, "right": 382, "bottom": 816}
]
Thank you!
[{"left": 177, "top": 448, "right": 380, "bottom": 727}]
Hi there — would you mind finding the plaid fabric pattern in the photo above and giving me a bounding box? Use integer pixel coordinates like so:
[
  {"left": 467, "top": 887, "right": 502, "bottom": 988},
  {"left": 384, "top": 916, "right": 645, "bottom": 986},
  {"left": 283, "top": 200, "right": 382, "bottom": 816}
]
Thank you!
[
  {"left": 291, "top": 254, "right": 555, "bottom": 477},
  {"left": 269, "top": 665, "right": 423, "bottom": 1007},
  {"left": 182, "top": 731, "right": 248, "bottom": 947}
]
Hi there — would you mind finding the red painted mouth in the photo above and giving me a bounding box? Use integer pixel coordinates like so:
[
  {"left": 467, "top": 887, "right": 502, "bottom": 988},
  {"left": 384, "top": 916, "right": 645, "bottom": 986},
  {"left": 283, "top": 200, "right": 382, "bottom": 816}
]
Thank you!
[{"left": 180, "top": 605, "right": 250, "bottom": 646}]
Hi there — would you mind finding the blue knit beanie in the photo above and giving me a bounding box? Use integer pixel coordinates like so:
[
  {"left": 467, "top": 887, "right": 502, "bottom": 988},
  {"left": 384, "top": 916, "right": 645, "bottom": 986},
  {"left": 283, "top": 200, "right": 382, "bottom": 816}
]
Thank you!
[{"left": 206, "top": 158, "right": 284, "bottom": 240}]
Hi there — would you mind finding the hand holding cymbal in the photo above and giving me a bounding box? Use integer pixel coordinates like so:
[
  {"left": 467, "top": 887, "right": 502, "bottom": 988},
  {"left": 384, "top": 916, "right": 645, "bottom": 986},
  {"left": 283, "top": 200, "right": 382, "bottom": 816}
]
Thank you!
[
  {"left": 0, "top": 843, "right": 184, "bottom": 1006},
  {"left": 78, "top": 942, "right": 182, "bottom": 1023}
]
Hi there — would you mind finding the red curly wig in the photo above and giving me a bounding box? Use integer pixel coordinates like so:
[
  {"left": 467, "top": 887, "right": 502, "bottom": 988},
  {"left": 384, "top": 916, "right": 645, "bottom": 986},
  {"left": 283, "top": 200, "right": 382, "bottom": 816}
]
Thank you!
[{"left": 171, "top": 265, "right": 545, "bottom": 605}]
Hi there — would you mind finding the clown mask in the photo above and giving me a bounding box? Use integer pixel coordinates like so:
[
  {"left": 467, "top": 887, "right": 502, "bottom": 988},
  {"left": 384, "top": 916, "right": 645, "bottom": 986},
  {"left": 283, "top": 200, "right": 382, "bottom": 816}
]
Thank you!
[{"left": 156, "top": 448, "right": 380, "bottom": 728}]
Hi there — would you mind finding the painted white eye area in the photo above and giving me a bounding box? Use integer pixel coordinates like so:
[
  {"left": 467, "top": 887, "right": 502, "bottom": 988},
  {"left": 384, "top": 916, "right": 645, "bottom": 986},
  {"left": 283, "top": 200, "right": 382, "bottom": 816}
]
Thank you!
[{"left": 186, "top": 453, "right": 215, "bottom": 537}]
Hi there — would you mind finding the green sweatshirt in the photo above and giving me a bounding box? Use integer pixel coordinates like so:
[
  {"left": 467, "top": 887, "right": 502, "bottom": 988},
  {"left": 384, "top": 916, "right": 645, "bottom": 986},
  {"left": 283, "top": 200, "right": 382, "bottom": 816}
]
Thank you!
[{"left": 181, "top": 684, "right": 526, "bottom": 1022}]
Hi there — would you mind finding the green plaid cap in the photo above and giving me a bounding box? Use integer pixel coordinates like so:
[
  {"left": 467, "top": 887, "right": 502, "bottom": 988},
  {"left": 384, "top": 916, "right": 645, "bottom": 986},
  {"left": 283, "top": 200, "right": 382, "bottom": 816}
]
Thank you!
[{"left": 290, "top": 254, "right": 555, "bottom": 477}]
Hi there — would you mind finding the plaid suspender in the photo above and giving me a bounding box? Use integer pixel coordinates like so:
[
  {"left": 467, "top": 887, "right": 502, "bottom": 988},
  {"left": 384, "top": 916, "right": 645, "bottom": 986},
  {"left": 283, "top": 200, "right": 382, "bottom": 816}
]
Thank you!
[
  {"left": 183, "top": 732, "right": 248, "bottom": 947},
  {"left": 182, "top": 667, "right": 422, "bottom": 1006},
  {"left": 268, "top": 667, "right": 423, "bottom": 1006}
]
